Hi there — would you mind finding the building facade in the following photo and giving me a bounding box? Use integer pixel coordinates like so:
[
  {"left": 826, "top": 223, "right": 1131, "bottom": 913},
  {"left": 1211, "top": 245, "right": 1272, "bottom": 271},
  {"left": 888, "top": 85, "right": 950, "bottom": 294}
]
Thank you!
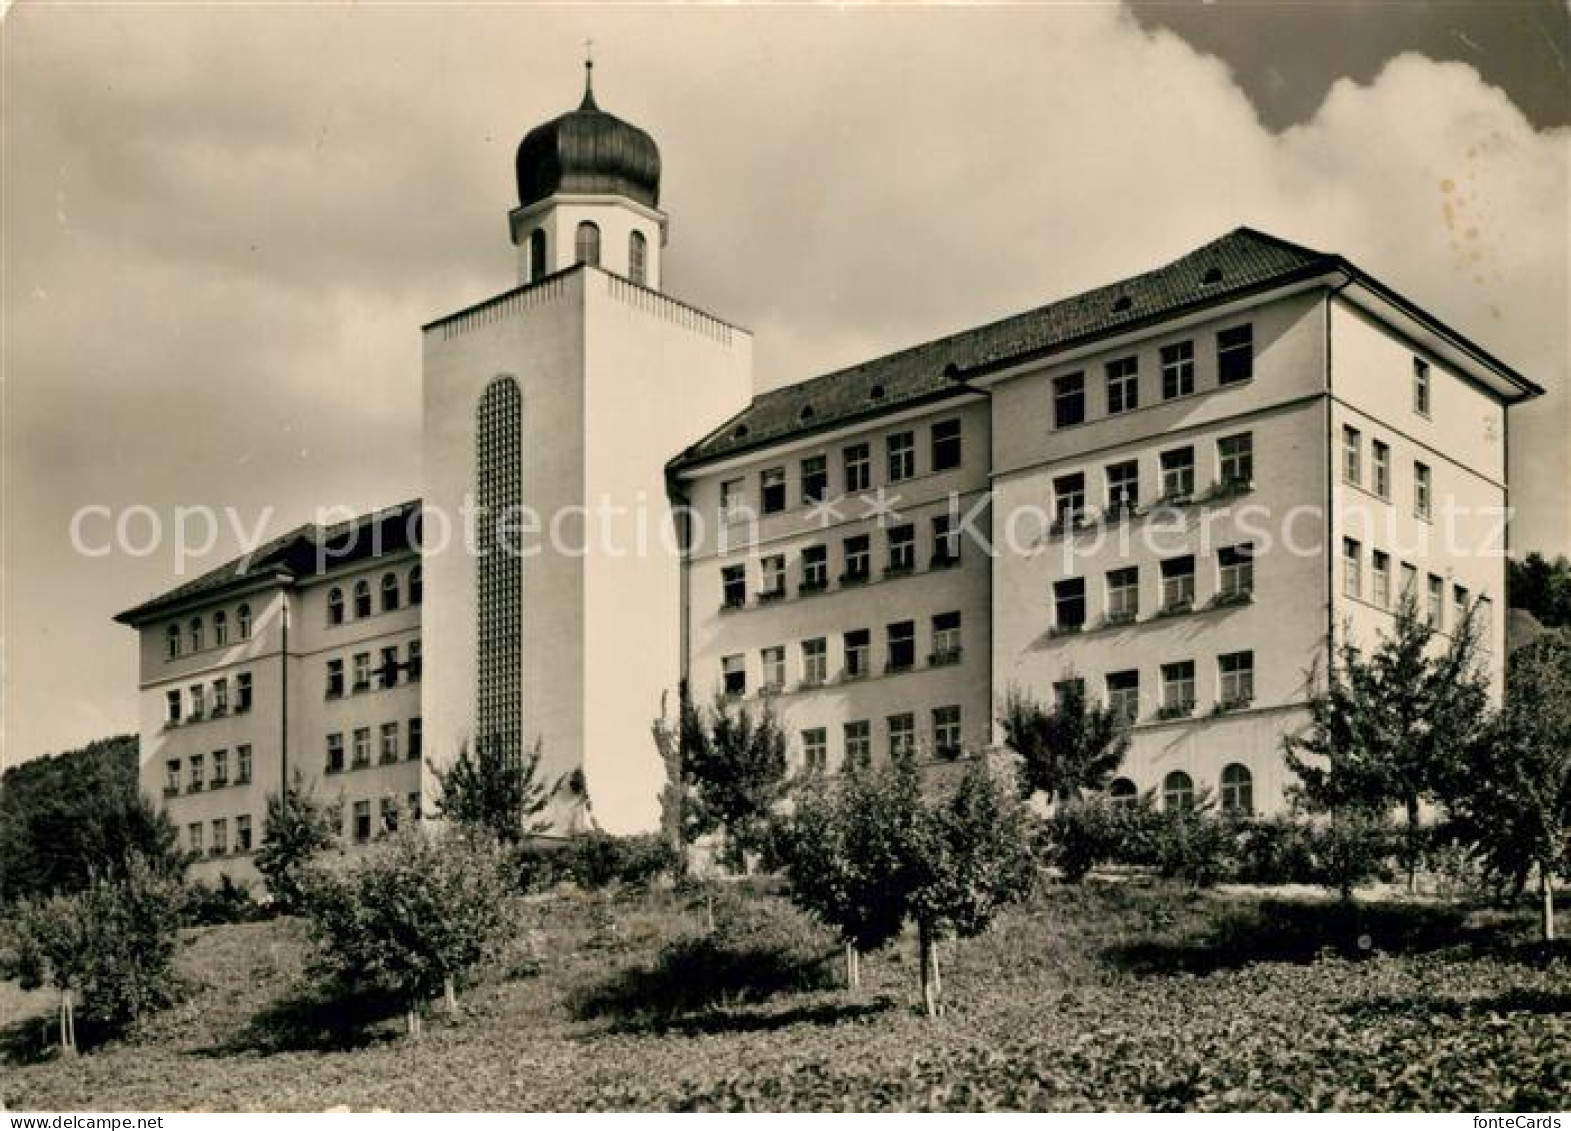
[{"left": 670, "top": 228, "right": 1539, "bottom": 813}]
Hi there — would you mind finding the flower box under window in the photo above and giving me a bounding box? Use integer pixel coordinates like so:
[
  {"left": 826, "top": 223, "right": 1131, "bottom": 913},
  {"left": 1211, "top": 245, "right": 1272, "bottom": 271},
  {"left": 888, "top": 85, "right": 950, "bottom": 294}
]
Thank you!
[
  {"left": 928, "top": 649, "right": 963, "bottom": 667},
  {"left": 1156, "top": 701, "right": 1195, "bottom": 720},
  {"left": 758, "top": 588, "right": 786, "bottom": 605}
]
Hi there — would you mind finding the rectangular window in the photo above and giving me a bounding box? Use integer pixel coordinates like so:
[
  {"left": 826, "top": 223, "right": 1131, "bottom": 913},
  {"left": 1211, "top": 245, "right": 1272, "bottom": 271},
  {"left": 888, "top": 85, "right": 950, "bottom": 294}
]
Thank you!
[
  {"left": 1343, "top": 537, "right": 1363, "bottom": 599},
  {"left": 1217, "top": 324, "right": 1254, "bottom": 385},
  {"left": 844, "top": 443, "right": 871, "bottom": 493},
  {"left": 1160, "top": 447, "right": 1195, "bottom": 501},
  {"left": 1162, "top": 661, "right": 1196, "bottom": 713},
  {"left": 1454, "top": 584, "right": 1470, "bottom": 624},
  {"left": 1054, "top": 577, "right": 1086, "bottom": 631},
  {"left": 1372, "top": 440, "right": 1391, "bottom": 499},
  {"left": 802, "top": 729, "right": 828, "bottom": 775},
  {"left": 761, "top": 554, "right": 786, "bottom": 600},
  {"left": 887, "top": 431, "right": 916, "bottom": 482},
  {"left": 761, "top": 467, "right": 787, "bottom": 515},
  {"left": 1218, "top": 544, "right": 1255, "bottom": 599},
  {"left": 1218, "top": 651, "right": 1255, "bottom": 706},
  {"left": 212, "top": 819, "right": 228, "bottom": 857},
  {"left": 1372, "top": 550, "right": 1392, "bottom": 608},
  {"left": 166, "top": 689, "right": 182, "bottom": 724},
  {"left": 842, "top": 534, "right": 871, "bottom": 583},
  {"left": 886, "top": 621, "right": 916, "bottom": 672},
  {"left": 1106, "top": 460, "right": 1140, "bottom": 514},
  {"left": 165, "top": 759, "right": 180, "bottom": 794},
  {"left": 844, "top": 720, "right": 871, "bottom": 767},
  {"left": 327, "top": 733, "right": 345, "bottom": 774},
  {"left": 1401, "top": 562, "right": 1419, "bottom": 604},
  {"left": 1106, "top": 356, "right": 1139, "bottom": 414},
  {"left": 352, "top": 727, "right": 371, "bottom": 768},
  {"left": 931, "top": 514, "right": 960, "bottom": 567},
  {"left": 801, "top": 545, "right": 829, "bottom": 592},
  {"left": 761, "top": 645, "right": 787, "bottom": 691},
  {"left": 1343, "top": 425, "right": 1362, "bottom": 485},
  {"left": 931, "top": 419, "right": 962, "bottom": 472},
  {"left": 352, "top": 653, "right": 370, "bottom": 692},
  {"left": 1053, "top": 472, "right": 1086, "bottom": 527},
  {"left": 379, "top": 645, "right": 399, "bottom": 688},
  {"left": 887, "top": 524, "right": 916, "bottom": 574},
  {"left": 212, "top": 748, "right": 228, "bottom": 787},
  {"left": 353, "top": 800, "right": 372, "bottom": 843},
  {"left": 1414, "top": 462, "right": 1432, "bottom": 520},
  {"left": 1217, "top": 433, "right": 1254, "bottom": 488},
  {"left": 721, "top": 564, "right": 747, "bottom": 609},
  {"left": 189, "top": 685, "right": 205, "bottom": 720},
  {"left": 1106, "top": 567, "right": 1140, "bottom": 623},
  {"left": 1161, "top": 340, "right": 1195, "bottom": 399},
  {"left": 1107, "top": 670, "right": 1140, "bottom": 723},
  {"left": 1428, "top": 573, "right": 1444, "bottom": 630},
  {"left": 380, "top": 722, "right": 399, "bottom": 764},
  {"left": 933, "top": 706, "right": 962, "bottom": 760},
  {"left": 720, "top": 478, "right": 746, "bottom": 522},
  {"left": 1413, "top": 358, "right": 1431, "bottom": 416},
  {"left": 802, "top": 638, "right": 828, "bottom": 686},
  {"left": 188, "top": 823, "right": 203, "bottom": 854},
  {"left": 801, "top": 455, "right": 828, "bottom": 504},
  {"left": 844, "top": 629, "right": 870, "bottom": 679},
  {"left": 722, "top": 654, "right": 746, "bottom": 698},
  {"left": 931, "top": 611, "right": 962, "bottom": 664},
  {"left": 236, "top": 815, "right": 252, "bottom": 853},
  {"left": 1054, "top": 372, "right": 1086, "bottom": 428},
  {"left": 380, "top": 798, "right": 399, "bottom": 835},
  {"left": 237, "top": 744, "right": 252, "bottom": 784},
  {"left": 237, "top": 672, "right": 253, "bottom": 712},
  {"left": 407, "top": 639, "right": 421, "bottom": 682},
  {"left": 888, "top": 713, "right": 916, "bottom": 760},
  {"left": 408, "top": 792, "right": 423, "bottom": 821},
  {"left": 213, "top": 678, "right": 229, "bottom": 715},
  {"left": 408, "top": 718, "right": 422, "bottom": 761},
  {"left": 1161, "top": 556, "right": 1196, "bottom": 611},
  {"left": 189, "top": 753, "right": 205, "bottom": 792}
]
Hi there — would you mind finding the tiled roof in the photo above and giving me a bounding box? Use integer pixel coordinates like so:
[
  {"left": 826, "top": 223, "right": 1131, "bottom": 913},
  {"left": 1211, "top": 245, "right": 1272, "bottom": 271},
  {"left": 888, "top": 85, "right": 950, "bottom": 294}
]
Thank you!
[
  {"left": 114, "top": 500, "right": 421, "bottom": 625},
  {"left": 669, "top": 227, "right": 1338, "bottom": 471}
]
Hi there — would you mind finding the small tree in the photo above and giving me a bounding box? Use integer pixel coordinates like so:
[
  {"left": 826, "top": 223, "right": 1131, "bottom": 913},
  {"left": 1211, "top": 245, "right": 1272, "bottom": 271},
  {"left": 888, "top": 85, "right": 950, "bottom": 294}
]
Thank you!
[
  {"left": 303, "top": 827, "right": 514, "bottom": 1036},
  {"left": 1447, "top": 631, "right": 1571, "bottom": 940},
  {"left": 779, "top": 757, "right": 924, "bottom": 989},
  {"left": 11, "top": 853, "right": 183, "bottom": 1053},
  {"left": 432, "top": 736, "right": 554, "bottom": 846},
  {"left": 255, "top": 769, "right": 339, "bottom": 912},
  {"left": 908, "top": 758, "right": 1036, "bottom": 1016},
  {"left": 652, "top": 686, "right": 709, "bottom": 876},
  {"left": 1000, "top": 682, "right": 1129, "bottom": 806},
  {"left": 1285, "top": 595, "right": 1490, "bottom": 890},
  {"left": 684, "top": 693, "right": 790, "bottom": 871}
]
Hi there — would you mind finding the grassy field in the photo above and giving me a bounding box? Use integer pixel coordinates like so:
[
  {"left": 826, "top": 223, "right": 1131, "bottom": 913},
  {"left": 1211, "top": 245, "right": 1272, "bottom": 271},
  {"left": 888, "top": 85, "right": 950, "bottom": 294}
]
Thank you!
[{"left": 2, "top": 881, "right": 1566, "bottom": 1111}]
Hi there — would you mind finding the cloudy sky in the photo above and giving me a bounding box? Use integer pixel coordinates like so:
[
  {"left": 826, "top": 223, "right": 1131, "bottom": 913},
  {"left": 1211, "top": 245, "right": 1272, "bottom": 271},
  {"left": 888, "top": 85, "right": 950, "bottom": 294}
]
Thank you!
[{"left": 3, "top": 1, "right": 1567, "bottom": 768}]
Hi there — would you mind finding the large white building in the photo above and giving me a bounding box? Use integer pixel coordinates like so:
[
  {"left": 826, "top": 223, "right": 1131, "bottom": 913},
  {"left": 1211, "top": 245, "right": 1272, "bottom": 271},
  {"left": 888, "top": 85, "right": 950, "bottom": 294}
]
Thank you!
[{"left": 117, "top": 75, "right": 1542, "bottom": 882}]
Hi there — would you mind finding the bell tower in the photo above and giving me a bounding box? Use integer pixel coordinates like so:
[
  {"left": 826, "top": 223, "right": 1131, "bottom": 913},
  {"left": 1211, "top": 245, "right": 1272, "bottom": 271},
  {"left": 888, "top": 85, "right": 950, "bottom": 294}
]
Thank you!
[{"left": 508, "top": 58, "right": 666, "bottom": 290}]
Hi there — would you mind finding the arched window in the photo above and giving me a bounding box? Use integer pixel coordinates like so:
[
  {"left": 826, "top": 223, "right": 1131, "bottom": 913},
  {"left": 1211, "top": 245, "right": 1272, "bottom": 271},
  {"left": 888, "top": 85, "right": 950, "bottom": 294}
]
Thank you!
[
  {"left": 328, "top": 587, "right": 345, "bottom": 626},
  {"left": 165, "top": 624, "right": 181, "bottom": 660},
  {"left": 528, "top": 228, "right": 547, "bottom": 282},
  {"left": 381, "top": 572, "right": 400, "bottom": 613},
  {"left": 213, "top": 610, "right": 228, "bottom": 646},
  {"left": 1109, "top": 777, "right": 1138, "bottom": 809},
  {"left": 237, "top": 604, "right": 252, "bottom": 639},
  {"left": 575, "top": 221, "right": 600, "bottom": 267},
  {"left": 353, "top": 579, "right": 372, "bottom": 619},
  {"left": 1163, "top": 770, "right": 1195, "bottom": 812},
  {"left": 1220, "top": 763, "right": 1254, "bottom": 814},
  {"left": 629, "top": 230, "right": 647, "bottom": 286},
  {"left": 189, "top": 617, "right": 204, "bottom": 653},
  {"left": 409, "top": 565, "right": 422, "bottom": 606}
]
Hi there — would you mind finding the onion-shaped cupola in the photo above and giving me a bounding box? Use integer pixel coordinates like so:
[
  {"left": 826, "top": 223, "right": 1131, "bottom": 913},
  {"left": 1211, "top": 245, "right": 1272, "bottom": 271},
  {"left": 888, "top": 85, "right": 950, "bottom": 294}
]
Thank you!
[{"left": 508, "top": 59, "right": 668, "bottom": 291}]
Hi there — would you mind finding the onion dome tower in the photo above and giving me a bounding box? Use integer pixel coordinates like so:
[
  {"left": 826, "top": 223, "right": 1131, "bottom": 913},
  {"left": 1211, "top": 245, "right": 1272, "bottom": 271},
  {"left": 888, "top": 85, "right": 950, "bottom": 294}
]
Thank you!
[{"left": 509, "top": 57, "right": 667, "bottom": 290}]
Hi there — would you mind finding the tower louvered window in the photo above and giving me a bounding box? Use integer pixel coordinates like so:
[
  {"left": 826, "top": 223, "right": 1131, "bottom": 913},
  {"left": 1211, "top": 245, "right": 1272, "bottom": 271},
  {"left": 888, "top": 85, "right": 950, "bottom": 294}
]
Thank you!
[{"left": 476, "top": 376, "right": 524, "bottom": 771}]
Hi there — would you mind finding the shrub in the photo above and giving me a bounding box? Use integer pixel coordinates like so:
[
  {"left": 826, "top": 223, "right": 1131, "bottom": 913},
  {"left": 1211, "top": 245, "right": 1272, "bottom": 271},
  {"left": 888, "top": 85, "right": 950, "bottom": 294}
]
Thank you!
[
  {"left": 1151, "top": 808, "right": 1233, "bottom": 889},
  {"left": 301, "top": 827, "right": 515, "bottom": 1036},
  {"left": 558, "top": 832, "right": 679, "bottom": 890},
  {"left": 1309, "top": 811, "right": 1397, "bottom": 898},
  {"left": 1231, "top": 815, "right": 1318, "bottom": 885},
  {"left": 1043, "top": 800, "right": 1120, "bottom": 882},
  {"left": 180, "top": 875, "right": 266, "bottom": 926},
  {"left": 254, "top": 771, "right": 338, "bottom": 912}
]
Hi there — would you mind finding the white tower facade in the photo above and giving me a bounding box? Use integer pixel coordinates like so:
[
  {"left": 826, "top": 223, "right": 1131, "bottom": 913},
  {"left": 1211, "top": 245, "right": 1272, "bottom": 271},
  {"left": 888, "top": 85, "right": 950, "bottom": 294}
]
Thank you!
[{"left": 421, "top": 72, "right": 751, "bottom": 834}]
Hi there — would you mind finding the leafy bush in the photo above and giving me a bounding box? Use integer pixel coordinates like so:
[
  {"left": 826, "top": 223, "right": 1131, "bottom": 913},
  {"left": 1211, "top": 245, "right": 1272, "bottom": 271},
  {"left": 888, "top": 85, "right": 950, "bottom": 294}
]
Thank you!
[
  {"left": 1152, "top": 808, "right": 1233, "bottom": 889},
  {"left": 302, "top": 828, "right": 515, "bottom": 1036},
  {"left": 181, "top": 875, "right": 266, "bottom": 926},
  {"left": 1231, "top": 815, "right": 1317, "bottom": 885},
  {"left": 254, "top": 770, "right": 338, "bottom": 912},
  {"left": 558, "top": 832, "right": 679, "bottom": 890},
  {"left": 1308, "top": 811, "right": 1397, "bottom": 898}
]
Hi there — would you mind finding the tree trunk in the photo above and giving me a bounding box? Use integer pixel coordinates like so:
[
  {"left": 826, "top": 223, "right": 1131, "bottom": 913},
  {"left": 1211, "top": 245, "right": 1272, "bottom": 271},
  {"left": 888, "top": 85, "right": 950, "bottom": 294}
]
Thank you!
[
  {"left": 443, "top": 975, "right": 459, "bottom": 1015},
  {"left": 918, "top": 921, "right": 943, "bottom": 1018},
  {"left": 844, "top": 942, "right": 861, "bottom": 992},
  {"left": 1542, "top": 862, "right": 1556, "bottom": 944},
  {"left": 58, "top": 989, "right": 78, "bottom": 1056},
  {"left": 405, "top": 1003, "right": 423, "bottom": 1039},
  {"left": 705, "top": 890, "right": 716, "bottom": 934},
  {"left": 1405, "top": 797, "right": 1420, "bottom": 894}
]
